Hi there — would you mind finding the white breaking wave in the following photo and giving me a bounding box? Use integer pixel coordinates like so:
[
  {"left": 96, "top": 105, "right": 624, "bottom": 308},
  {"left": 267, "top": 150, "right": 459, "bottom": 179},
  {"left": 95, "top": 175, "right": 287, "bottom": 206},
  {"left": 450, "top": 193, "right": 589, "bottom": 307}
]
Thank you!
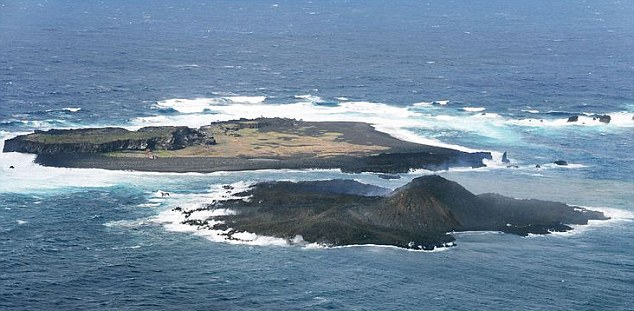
[
  {"left": 521, "top": 109, "right": 540, "bottom": 114},
  {"left": 461, "top": 107, "right": 486, "bottom": 112},
  {"left": 148, "top": 181, "right": 306, "bottom": 247},
  {"left": 135, "top": 97, "right": 489, "bottom": 153},
  {"left": 153, "top": 96, "right": 267, "bottom": 114},
  {"left": 526, "top": 206, "right": 633, "bottom": 238},
  {"left": 510, "top": 111, "right": 634, "bottom": 128},
  {"left": 294, "top": 94, "right": 324, "bottom": 102},
  {"left": 222, "top": 96, "right": 266, "bottom": 104}
]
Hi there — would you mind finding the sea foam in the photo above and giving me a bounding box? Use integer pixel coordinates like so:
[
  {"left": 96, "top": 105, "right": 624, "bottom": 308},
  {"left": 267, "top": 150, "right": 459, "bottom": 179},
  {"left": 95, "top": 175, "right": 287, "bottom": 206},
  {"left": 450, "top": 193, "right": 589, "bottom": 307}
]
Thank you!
[{"left": 148, "top": 181, "right": 301, "bottom": 247}]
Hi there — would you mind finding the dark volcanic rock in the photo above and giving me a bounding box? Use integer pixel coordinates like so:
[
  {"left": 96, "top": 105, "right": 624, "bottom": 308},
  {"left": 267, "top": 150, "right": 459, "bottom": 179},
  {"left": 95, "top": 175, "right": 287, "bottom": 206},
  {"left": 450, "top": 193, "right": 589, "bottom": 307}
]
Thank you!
[
  {"left": 598, "top": 115, "right": 611, "bottom": 124},
  {"left": 554, "top": 160, "right": 568, "bottom": 166},
  {"left": 501, "top": 151, "right": 510, "bottom": 163},
  {"left": 208, "top": 176, "right": 608, "bottom": 249},
  {"left": 341, "top": 151, "right": 492, "bottom": 173},
  {"left": 3, "top": 126, "right": 212, "bottom": 154},
  {"left": 567, "top": 115, "right": 579, "bottom": 122}
]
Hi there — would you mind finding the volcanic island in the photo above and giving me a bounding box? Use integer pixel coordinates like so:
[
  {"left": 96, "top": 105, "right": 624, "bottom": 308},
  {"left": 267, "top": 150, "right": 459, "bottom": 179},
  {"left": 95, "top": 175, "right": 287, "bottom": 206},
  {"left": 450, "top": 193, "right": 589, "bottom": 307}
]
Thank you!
[{"left": 3, "top": 117, "right": 608, "bottom": 250}]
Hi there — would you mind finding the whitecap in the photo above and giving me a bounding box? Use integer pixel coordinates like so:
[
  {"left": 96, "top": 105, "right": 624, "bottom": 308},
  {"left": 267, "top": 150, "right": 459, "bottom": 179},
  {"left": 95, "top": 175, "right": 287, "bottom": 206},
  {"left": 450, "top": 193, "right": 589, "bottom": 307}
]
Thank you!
[
  {"left": 153, "top": 98, "right": 223, "bottom": 114},
  {"left": 136, "top": 203, "right": 161, "bottom": 208},
  {"left": 521, "top": 109, "right": 540, "bottom": 114},
  {"left": 222, "top": 96, "right": 266, "bottom": 104},
  {"left": 411, "top": 101, "right": 433, "bottom": 107},
  {"left": 104, "top": 219, "right": 149, "bottom": 228},
  {"left": 461, "top": 107, "right": 486, "bottom": 112},
  {"left": 540, "top": 163, "right": 588, "bottom": 169}
]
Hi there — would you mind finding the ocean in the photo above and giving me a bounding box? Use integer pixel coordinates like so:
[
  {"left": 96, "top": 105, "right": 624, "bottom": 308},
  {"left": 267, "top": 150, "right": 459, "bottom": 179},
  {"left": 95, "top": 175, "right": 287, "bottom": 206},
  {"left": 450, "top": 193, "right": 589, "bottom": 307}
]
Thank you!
[{"left": 1, "top": 0, "right": 633, "bottom": 310}]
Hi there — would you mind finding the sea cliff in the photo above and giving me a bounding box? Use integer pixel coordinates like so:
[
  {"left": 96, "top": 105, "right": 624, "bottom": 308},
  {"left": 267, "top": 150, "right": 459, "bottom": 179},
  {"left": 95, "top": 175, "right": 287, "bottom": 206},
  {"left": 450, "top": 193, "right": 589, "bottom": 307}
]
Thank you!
[{"left": 2, "top": 126, "right": 213, "bottom": 154}]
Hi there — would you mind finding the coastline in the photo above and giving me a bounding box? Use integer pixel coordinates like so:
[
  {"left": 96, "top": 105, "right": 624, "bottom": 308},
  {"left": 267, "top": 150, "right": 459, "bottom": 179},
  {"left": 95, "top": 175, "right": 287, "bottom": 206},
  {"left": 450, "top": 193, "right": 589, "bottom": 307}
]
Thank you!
[{"left": 7, "top": 118, "right": 493, "bottom": 174}]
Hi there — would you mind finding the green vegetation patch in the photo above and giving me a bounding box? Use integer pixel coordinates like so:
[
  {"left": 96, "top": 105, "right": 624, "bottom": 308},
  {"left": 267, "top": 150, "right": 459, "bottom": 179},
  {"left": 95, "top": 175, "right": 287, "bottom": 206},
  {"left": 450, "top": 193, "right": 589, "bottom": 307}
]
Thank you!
[{"left": 26, "top": 127, "right": 178, "bottom": 144}]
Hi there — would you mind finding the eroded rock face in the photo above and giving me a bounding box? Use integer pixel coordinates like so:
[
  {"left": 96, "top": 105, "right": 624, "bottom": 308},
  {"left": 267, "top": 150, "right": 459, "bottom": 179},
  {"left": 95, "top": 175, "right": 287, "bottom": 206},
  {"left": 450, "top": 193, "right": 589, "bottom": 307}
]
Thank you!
[
  {"left": 191, "top": 176, "right": 608, "bottom": 249},
  {"left": 2, "top": 126, "right": 213, "bottom": 154}
]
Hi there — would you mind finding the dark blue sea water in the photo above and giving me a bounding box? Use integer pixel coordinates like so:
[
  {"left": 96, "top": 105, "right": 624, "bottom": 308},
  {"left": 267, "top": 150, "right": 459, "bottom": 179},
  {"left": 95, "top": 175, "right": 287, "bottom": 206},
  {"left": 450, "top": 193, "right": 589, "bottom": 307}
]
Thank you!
[{"left": 1, "top": 1, "right": 633, "bottom": 310}]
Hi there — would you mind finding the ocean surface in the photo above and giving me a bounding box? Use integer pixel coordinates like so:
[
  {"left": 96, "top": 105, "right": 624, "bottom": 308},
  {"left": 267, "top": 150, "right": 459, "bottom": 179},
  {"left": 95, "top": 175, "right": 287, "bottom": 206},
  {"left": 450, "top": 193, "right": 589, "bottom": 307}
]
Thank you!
[{"left": 1, "top": 0, "right": 633, "bottom": 310}]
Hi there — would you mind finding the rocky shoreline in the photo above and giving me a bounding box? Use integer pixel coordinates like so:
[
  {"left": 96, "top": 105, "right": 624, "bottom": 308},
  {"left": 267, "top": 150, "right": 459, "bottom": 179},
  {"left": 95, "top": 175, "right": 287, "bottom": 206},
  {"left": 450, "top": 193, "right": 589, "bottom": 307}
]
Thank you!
[
  {"left": 2, "top": 118, "right": 611, "bottom": 250},
  {"left": 3, "top": 118, "right": 492, "bottom": 173},
  {"left": 170, "top": 176, "right": 609, "bottom": 250}
]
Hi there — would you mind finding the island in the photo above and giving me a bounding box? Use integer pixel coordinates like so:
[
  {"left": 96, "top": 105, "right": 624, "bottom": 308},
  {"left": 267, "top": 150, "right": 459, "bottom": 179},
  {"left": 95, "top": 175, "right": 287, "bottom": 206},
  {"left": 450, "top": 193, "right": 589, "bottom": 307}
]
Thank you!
[
  {"left": 3, "top": 117, "right": 491, "bottom": 173},
  {"left": 175, "top": 175, "right": 608, "bottom": 250},
  {"left": 2, "top": 118, "right": 609, "bottom": 250}
]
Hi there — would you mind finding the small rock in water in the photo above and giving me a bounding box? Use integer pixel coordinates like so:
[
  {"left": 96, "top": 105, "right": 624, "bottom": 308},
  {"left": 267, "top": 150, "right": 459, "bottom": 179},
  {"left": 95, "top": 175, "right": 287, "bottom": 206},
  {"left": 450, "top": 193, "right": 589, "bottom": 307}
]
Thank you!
[
  {"left": 554, "top": 160, "right": 568, "bottom": 166},
  {"left": 598, "top": 115, "right": 611, "bottom": 124},
  {"left": 567, "top": 115, "right": 579, "bottom": 122},
  {"left": 501, "top": 151, "right": 510, "bottom": 163}
]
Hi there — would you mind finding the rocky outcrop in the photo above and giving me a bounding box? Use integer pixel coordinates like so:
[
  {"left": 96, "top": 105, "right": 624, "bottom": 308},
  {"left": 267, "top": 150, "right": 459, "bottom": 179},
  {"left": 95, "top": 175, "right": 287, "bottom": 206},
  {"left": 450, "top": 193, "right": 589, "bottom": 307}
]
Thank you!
[
  {"left": 2, "top": 126, "right": 213, "bottom": 154},
  {"left": 185, "top": 176, "right": 608, "bottom": 250},
  {"left": 554, "top": 160, "right": 568, "bottom": 166},
  {"left": 598, "top": 115, "right": 611, "bottom": 124},
  {"left": 501, "top": 151, "right": 510, "bottom": 163},
  {"left": 340, "top": 151, "right": 492, "bottom": 173},
  {"left": 567, "top": 115, "right": 579, "bottom": 122}
]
